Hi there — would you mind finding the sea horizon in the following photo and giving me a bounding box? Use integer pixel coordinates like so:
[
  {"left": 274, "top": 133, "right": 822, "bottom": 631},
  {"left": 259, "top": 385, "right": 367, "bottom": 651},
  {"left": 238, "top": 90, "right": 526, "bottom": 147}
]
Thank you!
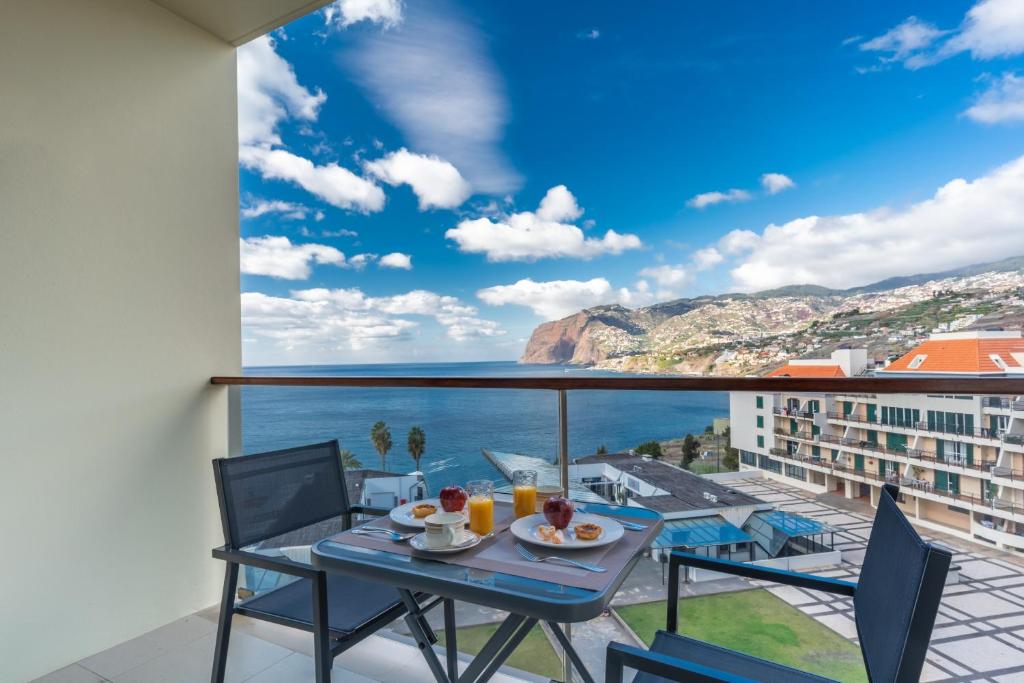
[{"left": 241, "top": 360, "right": 729, "bottom": 492}]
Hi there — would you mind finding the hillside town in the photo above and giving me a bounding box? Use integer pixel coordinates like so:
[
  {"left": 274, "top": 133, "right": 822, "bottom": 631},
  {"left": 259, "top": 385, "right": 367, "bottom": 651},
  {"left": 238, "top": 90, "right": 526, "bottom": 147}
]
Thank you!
[{"left": 527, "top": 267, "right": 1024, "bottom": 376}]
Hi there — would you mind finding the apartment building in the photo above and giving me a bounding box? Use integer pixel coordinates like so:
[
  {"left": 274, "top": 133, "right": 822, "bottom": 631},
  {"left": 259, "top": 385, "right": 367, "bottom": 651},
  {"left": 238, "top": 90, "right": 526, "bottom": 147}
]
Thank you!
[{"left": 731, "top": 332, "right": 1024, "bottom": 552}]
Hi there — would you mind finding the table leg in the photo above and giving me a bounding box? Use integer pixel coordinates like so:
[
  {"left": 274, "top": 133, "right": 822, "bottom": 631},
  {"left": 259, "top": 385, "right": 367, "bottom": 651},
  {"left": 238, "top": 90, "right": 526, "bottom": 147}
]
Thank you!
[
  {"left": 562, "top": 623, "right": 572, "bottom": 683},
  {"left": 443, "top": 598, "right": 458, "bottom": 681},
  {"left": 398, "top": 590, "right": 450, "bottom": 683},
  {"left": 474, "top": 617, "right": 537, "bottom": 683},
  {"left": 547, "top": 621, "right": 596, "bottom": 683},
  {"left": 456, "top": 612, "right": 526, "bottom": 683}
]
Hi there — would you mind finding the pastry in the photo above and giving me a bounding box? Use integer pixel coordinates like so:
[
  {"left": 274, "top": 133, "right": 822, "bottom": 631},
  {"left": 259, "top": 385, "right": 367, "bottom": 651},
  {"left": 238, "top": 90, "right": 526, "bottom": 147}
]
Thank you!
[
  {"left": 412, "top": 503, "right": 437, "bottom": 519},
  {"left": 537, "top": 524, "right": 564, "bottom": 544},
  {"left": 573, "top": 522, "right": 602, "bottom": 541}
]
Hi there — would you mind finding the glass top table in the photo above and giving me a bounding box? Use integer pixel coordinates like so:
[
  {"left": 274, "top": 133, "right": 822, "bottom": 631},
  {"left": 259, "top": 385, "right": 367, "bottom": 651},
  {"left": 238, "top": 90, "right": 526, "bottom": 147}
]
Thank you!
[{"left": 311, "top": 501, "right": 663, "bottom": 683}]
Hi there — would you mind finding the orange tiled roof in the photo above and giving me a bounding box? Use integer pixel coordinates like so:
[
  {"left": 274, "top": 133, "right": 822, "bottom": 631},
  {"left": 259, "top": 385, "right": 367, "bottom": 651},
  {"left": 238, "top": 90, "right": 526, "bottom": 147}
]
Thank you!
[
  {"left": 884, "top": 338, "right": 1024, "bottom": 374},
  {"left": 766, "top": 364, "right": 846, "bottom": 378}
]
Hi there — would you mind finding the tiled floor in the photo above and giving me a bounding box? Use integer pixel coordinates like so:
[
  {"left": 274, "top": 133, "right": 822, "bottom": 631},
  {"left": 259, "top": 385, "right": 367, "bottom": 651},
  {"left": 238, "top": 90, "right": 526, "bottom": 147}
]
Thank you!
[
  {"left": 730, "top": 476, "right": 1024, "bottom": 683},
  {"left": 32, "top": 610, "right": 535, "bottom": 683}
]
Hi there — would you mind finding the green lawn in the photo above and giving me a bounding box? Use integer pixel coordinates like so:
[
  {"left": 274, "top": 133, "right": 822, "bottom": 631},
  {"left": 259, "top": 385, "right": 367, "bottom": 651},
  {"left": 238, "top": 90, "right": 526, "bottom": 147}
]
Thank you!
[
  {"left": 615, "top": 589, "right": 867, "bottom": 683},
  {"left": 688, "top": 461, "right": 720, "bottom": 475},
  {"left": 435, "top": 622, "right": 563, "bottom": 680}
]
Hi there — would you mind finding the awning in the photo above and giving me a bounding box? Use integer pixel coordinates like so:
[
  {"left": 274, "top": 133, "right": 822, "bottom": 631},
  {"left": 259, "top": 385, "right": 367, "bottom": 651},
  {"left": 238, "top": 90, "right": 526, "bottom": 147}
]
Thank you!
[
  {"left": 744, "top": 510, "right": 835, "bottom": 556},
  {"left": 755, "top": 510, "right": 833, "bottom": 537},
  {"left": 653, "top": 515, "right": 752, "bottom": 549}
]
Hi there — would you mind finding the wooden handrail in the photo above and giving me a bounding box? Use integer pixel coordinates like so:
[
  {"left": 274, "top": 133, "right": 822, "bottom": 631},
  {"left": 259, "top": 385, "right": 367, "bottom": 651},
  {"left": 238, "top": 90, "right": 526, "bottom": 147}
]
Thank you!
[{"left": 209, "top": 375, "right": 1024, "bottom": 394}]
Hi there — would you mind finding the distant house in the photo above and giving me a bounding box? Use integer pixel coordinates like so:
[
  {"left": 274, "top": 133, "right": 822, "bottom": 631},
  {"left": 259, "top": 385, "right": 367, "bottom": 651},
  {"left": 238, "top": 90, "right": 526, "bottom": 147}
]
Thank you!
[{"left": 712, "top": 417, "right": 730, "bottom": 435}]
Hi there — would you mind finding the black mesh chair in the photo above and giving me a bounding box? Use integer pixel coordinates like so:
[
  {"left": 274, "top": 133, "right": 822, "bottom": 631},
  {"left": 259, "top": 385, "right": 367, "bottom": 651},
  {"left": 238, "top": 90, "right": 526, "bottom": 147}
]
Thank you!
[
  {"left": 210, "top": 441, "right": 412, "bottom": 683},
  {"left": 607, "top": 485, "right": 952, "bottom": 683}
]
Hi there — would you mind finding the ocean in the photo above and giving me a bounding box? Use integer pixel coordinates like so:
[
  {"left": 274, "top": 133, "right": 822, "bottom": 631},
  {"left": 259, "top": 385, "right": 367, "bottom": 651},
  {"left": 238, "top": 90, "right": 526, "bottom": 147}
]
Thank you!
[{"left": 242, "top": 361, "right": 729, "bottom": 493}]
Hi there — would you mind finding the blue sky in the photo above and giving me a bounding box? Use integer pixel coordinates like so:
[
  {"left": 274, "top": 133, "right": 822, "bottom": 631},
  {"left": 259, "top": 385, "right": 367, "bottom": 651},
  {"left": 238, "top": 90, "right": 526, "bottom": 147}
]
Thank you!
[{"left": 239, "top": 0, "right": 1024, "bottom": 366}]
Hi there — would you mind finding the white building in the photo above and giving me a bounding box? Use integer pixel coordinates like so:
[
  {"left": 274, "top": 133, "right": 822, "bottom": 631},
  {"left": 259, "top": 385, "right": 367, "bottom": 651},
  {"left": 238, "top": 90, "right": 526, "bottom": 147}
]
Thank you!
[{"left": 732, "top": 333, "right": 1024, "bottom": 552}]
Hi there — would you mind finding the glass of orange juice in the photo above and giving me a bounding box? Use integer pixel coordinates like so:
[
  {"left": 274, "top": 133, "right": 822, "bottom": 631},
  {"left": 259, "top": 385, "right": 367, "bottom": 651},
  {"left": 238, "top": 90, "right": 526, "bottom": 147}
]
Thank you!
[
  {"left": 512, "top": 470, "right": 537, "bottom": 518},
  {"left": 466, "top": 480, "right": 494, "bottom": 536}
]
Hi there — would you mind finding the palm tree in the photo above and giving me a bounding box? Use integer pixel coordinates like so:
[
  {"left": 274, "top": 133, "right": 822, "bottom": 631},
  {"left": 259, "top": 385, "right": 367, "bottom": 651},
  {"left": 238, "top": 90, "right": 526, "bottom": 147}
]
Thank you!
[
  {"left": 407, "top": 426, "right": 426, "bottom": 472},
  {"left": 370, "top": 421, "right": 392, "bottom": 471},
  {"left": 339, "top": 448, "right": 362, "bottom": 471}
]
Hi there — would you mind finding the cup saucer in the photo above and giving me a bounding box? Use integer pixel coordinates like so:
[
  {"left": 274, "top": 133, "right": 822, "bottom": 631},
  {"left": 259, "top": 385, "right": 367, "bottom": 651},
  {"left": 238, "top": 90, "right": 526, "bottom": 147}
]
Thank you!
[{"left": 410, "top": 530, "right": 482, "bottom": 554}]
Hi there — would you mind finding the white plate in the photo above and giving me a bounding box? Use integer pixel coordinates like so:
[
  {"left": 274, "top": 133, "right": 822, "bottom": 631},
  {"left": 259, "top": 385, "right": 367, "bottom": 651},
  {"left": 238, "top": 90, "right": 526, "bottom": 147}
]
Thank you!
[
  {"left": 509, "top": 513, "right": 624, "bottom": 549},
  {"left": 409, "top": 530, "right": 481, "bottom": 554},
  {"left": 389, "top": 499, "right": 467, "bottom": 528}
]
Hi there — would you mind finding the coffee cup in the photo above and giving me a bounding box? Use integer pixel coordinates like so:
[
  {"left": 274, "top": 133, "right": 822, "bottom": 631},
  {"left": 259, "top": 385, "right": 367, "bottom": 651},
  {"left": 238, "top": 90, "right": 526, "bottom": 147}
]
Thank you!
[{"left": 424, "top": 512, "right": 465, "bottom": 549}]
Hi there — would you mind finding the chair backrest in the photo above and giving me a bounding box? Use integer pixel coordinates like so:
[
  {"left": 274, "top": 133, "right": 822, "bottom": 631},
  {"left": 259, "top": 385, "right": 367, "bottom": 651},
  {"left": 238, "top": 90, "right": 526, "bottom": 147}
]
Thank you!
[
  {"left": 213, "top": 440, "right": 350, "bottom": 549},
  {"left": 855, "top": 484, "right": 952, "bottom": 683}
]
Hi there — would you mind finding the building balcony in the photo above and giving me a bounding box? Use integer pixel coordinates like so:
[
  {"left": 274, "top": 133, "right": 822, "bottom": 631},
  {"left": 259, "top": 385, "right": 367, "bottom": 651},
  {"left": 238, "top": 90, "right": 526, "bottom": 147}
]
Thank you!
[
  {"left": 1004, "top": 434, "right": 1024, "bottom": 452},
  {"left": 772, "top": 407, "right": 816, "bottom": 419},
  {"left": 826, "top": 411, "right": 1002, "bottom": 442},
  {"left": 773, "top": 428, "right": 817, "bottom": 442},
  {"left": 971, "top": 521, "right": 1024, "bottom": 552},
  {"left": 983, "top": 396, "right": 1024, "bottom": 412}
]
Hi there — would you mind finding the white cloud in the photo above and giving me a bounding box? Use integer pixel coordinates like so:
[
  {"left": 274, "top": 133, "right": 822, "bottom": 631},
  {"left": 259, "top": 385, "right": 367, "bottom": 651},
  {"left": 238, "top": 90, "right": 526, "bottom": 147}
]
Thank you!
[
  {"left": 344, "top": 2, "right": 520, "bottom": 194},
  {"left": 719, "top": 230, "right": 759, "bottom": 255},
  {"left": 944, "top": 0, "right": 1024, "bottom": 60},
  {"left": 536, "top": 185, "right": 584, "bottom": 222},
  {"left": 240, "top": 199, "right": 309, "bottom": 220},
  {"left": 686, "top": 188, "right": 751, "bottom": 209},
  {"left": 728, "top": 154, "right": 1024, "bottom": 291},
  {"left": 237, "top": 36, "right": 326, "bottom": 148},
  {"left": 242, "top": 286, "right": 502, "bottom": 352},
  {"left": 240, "top": 146, "right": 385, "bottom": 213},
  {"left": 859, "top": 1, "right": 1024, "bottom": 70},
  {"left": 859, "top": 16, "right": 947, "bottom": 69},
  {"left": 964, "top": 72, "right": 1024, "bottom": 123},
  {"left": 238, "top": 35, "right": 385, "bottom": 213},
  {"left": 638, "top": 264, "right": 690, "bottom": 291},
  {"left": 379, "top": 252, "right": 413, "bottom": 269},
  {"left": 692, "top": 247, "right": 724, "bottom": 271},
  {"left": 478, "top": 277, "right": 657, "bottom": 320},
  {"left": 240, "top": 236, "right": 347, "bottom": 279},
  {"left": 322, "top": 228, "right": 359, "bottom": 237},
  {"left": 323, "top": 0, "right": 403, "bottom": 29},
  {"left": 348, "top": 253, "right": 375, "bottom": 270},
  {"left": 579, "top": 29, "right": 600, "bottom": 40},
  {"left": 760, "top": 173, "right": 796, "bottom": 195},
  {"left": 478, "top": 278, "right": 618, "bottom": 319},
  {"left": 364, "top": 148, "right": 471, "bottom": 209},
  {"left": 445, "top": 186, "right": 641, "bottom": 262}
]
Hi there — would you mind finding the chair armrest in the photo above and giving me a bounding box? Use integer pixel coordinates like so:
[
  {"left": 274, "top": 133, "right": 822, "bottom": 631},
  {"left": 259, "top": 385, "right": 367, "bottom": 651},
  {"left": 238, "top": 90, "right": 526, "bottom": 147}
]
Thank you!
[
  {"left": 666, "top": 551, "right": 855, "bottom": 632},
  {"left": 670, "top": 552, "right": 856, "bottom": 595},
  {"left": 340, "top": 505, "right": 392, "bottom": 531},
  {"left": 349, "top": 505, "right": 393, "bottom": 517},
  {"left": 605, "top": 642, "right": 753, "bottom": 683},
  {"left": 212, "top": 546, "right": 319, "bottom": 579}
]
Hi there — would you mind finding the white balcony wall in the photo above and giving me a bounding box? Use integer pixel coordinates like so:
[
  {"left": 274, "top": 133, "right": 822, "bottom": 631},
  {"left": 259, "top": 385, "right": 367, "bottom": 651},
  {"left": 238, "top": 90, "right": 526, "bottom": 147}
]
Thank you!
[{"left": 0, "top": 1, "right": 240, "bottom": 679}]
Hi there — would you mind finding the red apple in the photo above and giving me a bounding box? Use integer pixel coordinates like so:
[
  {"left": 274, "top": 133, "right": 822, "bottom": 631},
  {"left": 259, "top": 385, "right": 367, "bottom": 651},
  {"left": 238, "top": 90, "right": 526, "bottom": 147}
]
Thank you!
[
  {"left": 543, "top": 496, "right": 574, "bottom": 530},
  {"left": 439, "top": 485, "right": 468, "bottom": 513}
]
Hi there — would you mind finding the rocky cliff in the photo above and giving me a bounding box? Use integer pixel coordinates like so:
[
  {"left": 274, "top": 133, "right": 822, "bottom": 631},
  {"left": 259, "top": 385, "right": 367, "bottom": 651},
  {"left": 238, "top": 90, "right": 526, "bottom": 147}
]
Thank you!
[{"left": 520, "top": 305, "right": 647, "bottom": 364}]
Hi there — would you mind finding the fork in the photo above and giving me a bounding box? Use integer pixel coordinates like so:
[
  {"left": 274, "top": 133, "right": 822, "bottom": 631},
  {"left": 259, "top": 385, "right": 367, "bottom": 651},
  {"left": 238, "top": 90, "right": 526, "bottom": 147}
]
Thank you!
[
  {"left": 575, "top": 506, "right": 648, "bottom": 531},
  {"left": 514, "top": 543, "right": 606, "bottom": 573},
  {"left": 351, "top": 527, "right": 415, "bottom": 542}
]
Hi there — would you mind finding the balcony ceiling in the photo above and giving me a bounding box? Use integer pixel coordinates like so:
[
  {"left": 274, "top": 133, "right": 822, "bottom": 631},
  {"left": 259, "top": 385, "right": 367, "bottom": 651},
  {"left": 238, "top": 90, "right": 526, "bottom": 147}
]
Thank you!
[{"left": 151, "top": 0, "right": 333, "bottom": 45}]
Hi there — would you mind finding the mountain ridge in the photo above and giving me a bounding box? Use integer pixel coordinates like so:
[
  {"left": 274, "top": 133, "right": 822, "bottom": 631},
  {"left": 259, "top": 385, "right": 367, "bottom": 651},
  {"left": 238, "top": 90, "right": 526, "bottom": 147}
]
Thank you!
[{"left": 520, "top": 256, "right": 1024, "bottom": 373}]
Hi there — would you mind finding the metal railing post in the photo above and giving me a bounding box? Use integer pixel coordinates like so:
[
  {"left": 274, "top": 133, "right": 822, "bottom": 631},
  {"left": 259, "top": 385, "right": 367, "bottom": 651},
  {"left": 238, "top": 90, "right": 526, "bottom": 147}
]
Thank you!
[
  {"left": 558, "top": 389, "right": 569, "bottom": 497},
  {"left": 556, "top": 388, "right": 572, "bottom": 682}
]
